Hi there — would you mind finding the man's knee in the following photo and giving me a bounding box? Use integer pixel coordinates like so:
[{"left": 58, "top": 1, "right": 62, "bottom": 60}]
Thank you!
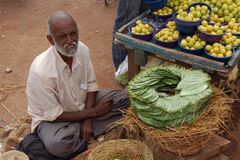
[
  {"left": 39, "top": 123, "right": 81, "bottom": 157},
  {"left": 45, "top": 136, "right": 76, "bottom": 157}
]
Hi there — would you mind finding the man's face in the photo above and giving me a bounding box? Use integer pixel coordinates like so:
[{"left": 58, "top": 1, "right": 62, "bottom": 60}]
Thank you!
[{"left": 50, "top": 19, "right": 79, "bottom": 57}]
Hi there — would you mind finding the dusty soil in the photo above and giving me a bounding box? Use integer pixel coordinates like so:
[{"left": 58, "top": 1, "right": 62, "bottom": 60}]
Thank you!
[
  {"left": 0, "top": 0, "right": 121, "bottom": 125},
  {"left": 0, "top": 0, "right": 240, "bottom": 159}
]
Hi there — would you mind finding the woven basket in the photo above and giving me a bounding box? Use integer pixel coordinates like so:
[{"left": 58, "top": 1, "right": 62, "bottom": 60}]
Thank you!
[
  {"left": 119, "top": 87, "right": 232, "bottom": 156},
  {"left": 86, "top": 139, "right": 154, "bottom": 160}
]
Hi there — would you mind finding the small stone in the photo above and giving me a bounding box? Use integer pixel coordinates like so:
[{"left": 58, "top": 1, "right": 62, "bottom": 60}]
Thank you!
[
  {"left": 5, "top": 67, "right": 12, "bottom": 73},
  {"left": 1, "top": 35, "right": 6, "bottom": 38},
  {"left": 95, "top": 30, "right": 99, "bottom": 33}
]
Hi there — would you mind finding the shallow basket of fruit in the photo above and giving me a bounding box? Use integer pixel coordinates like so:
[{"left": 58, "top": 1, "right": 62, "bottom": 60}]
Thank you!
[
  {"left": 128, "top": 20, "right": 155, "bottom": 41},
  {"left": 198, "top": 20, "right": 225, "bottom": 44},
  {"left": 164, "top": 19, "right": 176, "bottom": 29},
  {"left": 151, "top": 6, "right": 174, "bottom": 22},
  {"left": 178, "top": 35, "right": 206, "bottom": 55},
  {"left": 221, "top": 32, "right": 240, "bottom": 48},
  {"left": 204, "top": 43, "right": 234, "bottom": 64},
  {"left": 186, "top": 2, "right": 212, "bottom": 20},
  {"left": 226, "top": 21, "right": 240, "bottom": 36},
  {"left": 173, "top": 2, "right": 212, "bottom": 34},
  {"left": 153, "top": 27, "right": 179, "bottom": 48}
]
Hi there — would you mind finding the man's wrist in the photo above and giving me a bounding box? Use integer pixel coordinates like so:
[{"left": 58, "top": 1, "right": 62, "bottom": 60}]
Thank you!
[{"left": 88, "top": 108, "right": 96, "bottom": 118}]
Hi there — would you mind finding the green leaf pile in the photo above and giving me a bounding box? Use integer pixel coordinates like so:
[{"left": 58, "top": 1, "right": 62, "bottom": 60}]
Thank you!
[{"left": 128, "top": 66, "right": 213, "bottom": 129}]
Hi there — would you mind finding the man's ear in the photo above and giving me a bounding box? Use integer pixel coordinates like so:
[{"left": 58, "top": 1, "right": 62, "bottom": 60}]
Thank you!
[{"left": 47, "top": 35, "right": 55, "bottom": 45}]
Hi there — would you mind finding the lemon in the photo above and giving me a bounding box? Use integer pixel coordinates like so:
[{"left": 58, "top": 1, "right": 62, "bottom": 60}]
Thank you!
[
  {"left": 211, "top": 53, "right": 218, "bottom": 57},
  {"left": 226, "top": 51, "right": 232, "bottom": 57},
  {"left": 206, "top": 45, "right": 212, "bottom": 51},
  {"left": 136, "top": 20, "right": 142, "bottom": 25},
  {"left": 217, "top": 54, "right": 224, "bottom": 58},
  {"left": 225, "top": 45, "right": 232, "bottom": 51},
  {"left": 180, "top": 39, "right": 187, "bottom": 47},
  {"left": 173, "top": 34, "right": 179, "bottom": 40}
]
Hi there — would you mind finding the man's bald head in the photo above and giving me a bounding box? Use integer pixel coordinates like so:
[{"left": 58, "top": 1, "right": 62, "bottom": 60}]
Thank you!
[
  {"left": 47, "top": 10, "right": 77, "bottom": 36},
  {"left": 47, "top": 11, "right": 79, "bottom": 57}
]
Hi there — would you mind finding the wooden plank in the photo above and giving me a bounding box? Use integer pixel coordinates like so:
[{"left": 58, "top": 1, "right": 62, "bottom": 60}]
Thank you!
[
  {"left": 115, "top": 33, "right": 227, "bottom": 70},
  {"left": 227, "top": 47, "right": 240, "bottom": 67},
  {"left": 134, "top": 49, "right": 147, "bottom": 66},
  {"left": 114, "top": 39, "right": 134, "bottom": 50},
  {"left": 116, "top": 39, "right": 234, "bottom": 79},
  {"left": 128, "top": 49, "right": 140, "bottom": 80},
  {"left": 115, "top": 36, "right": 237, "bottom": 77},
  {"left": 155, "top": 54, "right": 235, "bottom": 77}
]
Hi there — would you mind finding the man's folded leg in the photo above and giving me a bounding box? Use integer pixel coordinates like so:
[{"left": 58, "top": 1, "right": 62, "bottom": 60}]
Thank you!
[
  {"left": 92, "top": 89, "right": 129, "bottom": 137},
  {"left": 37, "top": 121, "right": 87, "bottom": 158}
]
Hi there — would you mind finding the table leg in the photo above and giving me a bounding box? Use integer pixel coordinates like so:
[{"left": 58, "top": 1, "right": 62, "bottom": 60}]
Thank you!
[{"left": 128, "top": 49, "right": 140, "bottom": 80}]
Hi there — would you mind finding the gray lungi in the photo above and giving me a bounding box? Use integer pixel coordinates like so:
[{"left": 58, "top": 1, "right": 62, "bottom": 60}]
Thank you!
[{"left": 36, "top": 89, "right": 129, "bottom": 157}]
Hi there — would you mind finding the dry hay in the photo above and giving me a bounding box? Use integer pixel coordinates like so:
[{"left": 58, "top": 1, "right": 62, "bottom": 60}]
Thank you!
[
  {"left": 117, "top": 87, "right": 233, "bottom": 156},
  {"left": 0, "top": 84, "right": 26, "bottom": 122},
  {"left": 0, "top": 116, "right": 31, "bottom": 153},
  {"left": 0, "top": 84, "right": 30, "bottom": 153},
  {"left": 86, "top": 139, "right": 154, "bottom": 160},
  {"left": 220, "top": 65, "right": 240, "bottom": 98}
]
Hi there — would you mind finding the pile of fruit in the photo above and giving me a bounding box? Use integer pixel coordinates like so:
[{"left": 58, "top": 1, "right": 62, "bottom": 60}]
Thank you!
[
  {"left": 131, "top": 20, "right": 154, "bottom": 35},
  {"left": 226, "top": 21, "right": 240, "bottom": 34},
  {"left": 176, "top": 4, "right": 210, "bottom": 22},
  {"left": 180, "top": 35, "right": 206, "bottom": 50},
  {"left": 168, "top": 0, "right": 240, "bottom": 23},
  {"left": 166, "top": 20, "right": 177, "bottom": 30},
  {"left": 222, "top": 33, "right": 240, "bottom": 46},
  {"left": 129, "top": 1, "right": 240, "bottom": 62},
  {"left": 155, "top": 28, "right": 179, "bottom": 42},
  {"left": 205, "top": 43, "right": 233, "bottom": 58},
  {"left": 152, "top": 6, "right": 173, "bottom": 16},
  {"left": 198, "top": 20, "right": 225, "bottom": 35},
  {"left": 154, "top": 21, "right": 179, "bottom": 42}
]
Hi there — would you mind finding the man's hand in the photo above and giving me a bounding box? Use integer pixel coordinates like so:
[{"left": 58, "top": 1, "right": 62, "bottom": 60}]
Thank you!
[
  {"left": 94, "top": 98, "right": 113, "bottom": 117},
  {"left": 81, "top": 119, "right": 92, "bottom": 140}
]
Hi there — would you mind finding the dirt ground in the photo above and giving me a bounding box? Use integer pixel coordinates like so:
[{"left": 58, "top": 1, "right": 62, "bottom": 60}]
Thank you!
[
  {"left": 0, "top": 0, "right": 240, "bottom": 159},
  {"left": 0, "top": 0, "right": 121, "bottom": 125}
]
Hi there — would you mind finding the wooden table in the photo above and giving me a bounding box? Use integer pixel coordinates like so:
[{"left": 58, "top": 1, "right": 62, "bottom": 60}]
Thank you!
[{"left": 114, "top": 10, "right": 240, "bottom": 81}]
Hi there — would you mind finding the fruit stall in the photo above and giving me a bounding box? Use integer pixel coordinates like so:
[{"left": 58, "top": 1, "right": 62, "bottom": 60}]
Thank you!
[
  {"left": 113, "top": 1, "right": 240, "bottom": 159},
  {"left": 114, "top": 2, "right": 240, "bottom": 81}
]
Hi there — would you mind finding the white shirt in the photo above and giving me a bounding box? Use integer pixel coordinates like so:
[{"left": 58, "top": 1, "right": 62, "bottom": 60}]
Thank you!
[{"left": 26, "top": 41, "right": 98, "bottom": 132}]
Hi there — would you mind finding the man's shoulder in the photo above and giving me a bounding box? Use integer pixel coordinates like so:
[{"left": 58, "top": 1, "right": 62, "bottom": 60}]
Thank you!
[
  {"left": 78, "top": 41, "right": 88, "bottom": 49},
  {"left": 77, "top": 41, "right": 90, "bottom": 56},
  {"left": 30, "top": 46, "right": 56, "bottom": 76},
  {"left": 33, "top": 46, "right": 54, "bottom": 62}
]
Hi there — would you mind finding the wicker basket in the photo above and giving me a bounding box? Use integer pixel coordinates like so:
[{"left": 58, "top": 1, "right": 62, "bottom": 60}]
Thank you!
[
  {"left": 118, "top": 87, "right": 232, "bottom": 156},
  {"left": 86, "top": 139, "right": 154, "bottom": 160}
]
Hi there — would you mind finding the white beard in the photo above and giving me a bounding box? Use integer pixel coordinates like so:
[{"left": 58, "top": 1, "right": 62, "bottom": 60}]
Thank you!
[{"left": 55, "top": 41, "right": 78, "bottom": 57}]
